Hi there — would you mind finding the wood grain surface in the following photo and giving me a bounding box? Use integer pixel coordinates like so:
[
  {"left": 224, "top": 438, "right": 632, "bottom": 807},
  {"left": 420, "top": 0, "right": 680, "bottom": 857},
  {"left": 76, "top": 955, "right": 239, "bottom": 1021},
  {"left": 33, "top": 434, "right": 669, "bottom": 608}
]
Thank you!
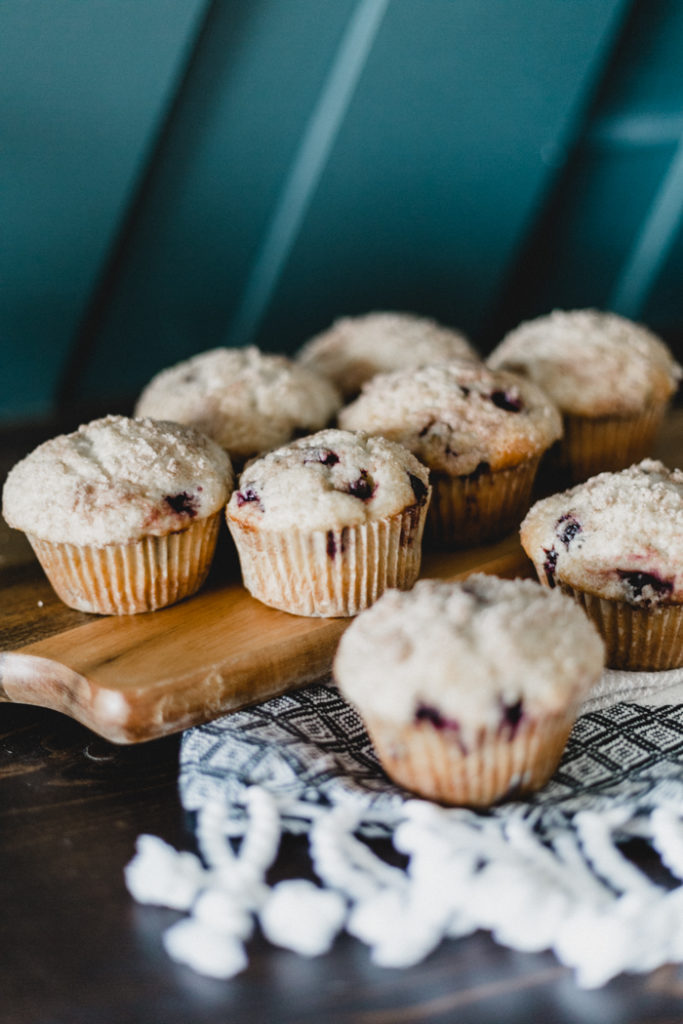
[
  {"left": 0, "top": 413, "right": 682, "bottom": 1024},
  {"left": 0, "top": 530, "right": 531, "bottom": 743},
  {"left": 1, "top": 411, "right": 681, "bottom": 744},
  {"left": 2, "top": 672, "right": 683, "bottom": 1024}
]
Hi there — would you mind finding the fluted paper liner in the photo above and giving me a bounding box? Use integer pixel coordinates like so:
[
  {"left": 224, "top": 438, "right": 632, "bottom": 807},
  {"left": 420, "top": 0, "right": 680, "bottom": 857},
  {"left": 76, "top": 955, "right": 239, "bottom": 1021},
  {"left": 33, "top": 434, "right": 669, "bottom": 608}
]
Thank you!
[
  {"left": 228, "top": 501, "right": 429, "bottom": 617},
  {"left": 553, "top": 402, "right": 668, "bottom": 485},
  {"left": 556, "top": 584, "right": 683, "bottom": 672},
  {"left": 428, "top": 456, "right": 541, "bottom": 548},
  {"left": 27, "top": 513, "right": 221, "bottom": 615},
  {"left": 364, "top": 710, "right": 578, "bottom": 807}
]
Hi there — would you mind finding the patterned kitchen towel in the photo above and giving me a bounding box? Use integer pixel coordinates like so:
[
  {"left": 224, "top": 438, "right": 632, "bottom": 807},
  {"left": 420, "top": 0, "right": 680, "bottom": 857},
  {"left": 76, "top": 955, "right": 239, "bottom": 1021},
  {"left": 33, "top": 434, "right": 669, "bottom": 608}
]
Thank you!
[{"left": 126, "top": 667, "right": 683, "bottom": 988}]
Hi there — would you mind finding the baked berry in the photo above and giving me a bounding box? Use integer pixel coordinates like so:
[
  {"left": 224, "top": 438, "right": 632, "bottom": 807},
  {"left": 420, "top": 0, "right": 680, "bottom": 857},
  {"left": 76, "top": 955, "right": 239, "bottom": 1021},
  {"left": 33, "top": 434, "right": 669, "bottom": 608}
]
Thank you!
[
  {"left": 468, "top": 460, "right": 491, "bottom": 480},
  {"left": 617, "top": 569, "right": 673, "bottom": 607},
  {"left": 408, "top": 472, "right": 428, "bottom": 504},
  {"left": 415, "top": 703, "right": 467, "bottom": 752},
  {"left": 348, "top": 470, "right": 376, "bottom": 501},
  {"left": 304, "top": 447, "right": 339, "bottom": 467},
  {"left": 490, "top": 389, "right": 523, "bottom": 413},
  {"left": 556, "top": 513, "right": 582, "bottom": 548},
  {"left": 235, "top": 487, "right": 262, "bottom": 509},
  {"left": 499, "top": 698, "right": 524, "bottom": 738},
  {"left": 164, "top": 492, "right": 198, "bottom": 517},
  {"left": 543, "top": 546, "right": 558, "bottom": 587},
  {"left": 326, "top": 527, "right": 348, "bottom": 559},
  {"left": 415, "top": 704, "right": 455, "bottom": 729}
]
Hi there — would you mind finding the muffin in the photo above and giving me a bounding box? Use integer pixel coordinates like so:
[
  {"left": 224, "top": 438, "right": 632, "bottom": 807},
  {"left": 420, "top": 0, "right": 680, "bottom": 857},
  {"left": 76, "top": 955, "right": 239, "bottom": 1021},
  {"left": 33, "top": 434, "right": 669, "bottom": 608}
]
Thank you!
[
  {"left": 296, "top": 311, "right": 478, "bottom": 399},
  {"left": 339, "top": 360, "right": 562, "bottom": 547},
  {"left": 226, "top": 428, "right": 431, "bottom": 617},
  {"left": 488, "top": 309, "right": 681, "bottom": 483},
  {"left": 333, "top": 575, "right": 605, "bottom": 807},
  {"left": 520, "top": 459, "right": 683, "bottom": 670},
  {"left": 134, "top": 346, "right": 342, "bottom": 466},
  {"left": 2, "top": 415, "right": 234, "bottom": 614}
]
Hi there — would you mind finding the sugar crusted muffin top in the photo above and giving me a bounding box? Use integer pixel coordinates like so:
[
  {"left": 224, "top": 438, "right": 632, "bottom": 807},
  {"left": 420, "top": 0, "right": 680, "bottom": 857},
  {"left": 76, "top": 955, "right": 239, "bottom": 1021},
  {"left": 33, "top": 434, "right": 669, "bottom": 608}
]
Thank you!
[
  {"left": 2, "top": 415, "right": 234, "bottom": 547},
  {"left": 226, "top": 428, "right": 430, "bottom": 531},
  {"left": 520, "top": 459, "right": 683, "bottom": 605},
  {"left": 334, "top": 575, "right": 604, "bottom": 733},
  {"left": 297, "top": 311, "right": 478, "bottom": 399},
  {"left": 488, "top": 309, "right": 681, "bottom": 417},
  {"left": 134, "top": 346, "right": 342, "bottom": 460},
  {"left": 338, "top": 360, "right": 562, "bottom": 474}
]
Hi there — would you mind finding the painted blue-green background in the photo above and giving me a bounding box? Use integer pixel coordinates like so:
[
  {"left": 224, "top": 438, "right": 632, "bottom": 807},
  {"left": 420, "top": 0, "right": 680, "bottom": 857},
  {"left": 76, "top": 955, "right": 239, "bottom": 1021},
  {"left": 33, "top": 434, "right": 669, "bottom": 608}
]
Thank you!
[{"left": 2, "top": 0, "right": 683, "bottom": 426}]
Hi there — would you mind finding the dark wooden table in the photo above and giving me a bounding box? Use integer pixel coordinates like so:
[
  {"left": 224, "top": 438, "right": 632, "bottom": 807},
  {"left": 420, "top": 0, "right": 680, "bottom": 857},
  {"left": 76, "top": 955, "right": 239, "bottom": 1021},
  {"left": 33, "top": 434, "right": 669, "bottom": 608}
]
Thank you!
[{"left": 2, "top": 416, "right": 683, "bottom": 1024}]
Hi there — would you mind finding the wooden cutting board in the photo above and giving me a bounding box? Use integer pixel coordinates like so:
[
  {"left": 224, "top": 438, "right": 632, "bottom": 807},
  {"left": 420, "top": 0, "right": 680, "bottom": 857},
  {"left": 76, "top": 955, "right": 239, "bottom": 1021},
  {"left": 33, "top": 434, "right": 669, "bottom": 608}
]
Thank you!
[
  {"left": 0, "top": 531, "right": 532, "bottom": 744},
  {"left": 2, "top": 409, "right": 680, "bottom": 744}
]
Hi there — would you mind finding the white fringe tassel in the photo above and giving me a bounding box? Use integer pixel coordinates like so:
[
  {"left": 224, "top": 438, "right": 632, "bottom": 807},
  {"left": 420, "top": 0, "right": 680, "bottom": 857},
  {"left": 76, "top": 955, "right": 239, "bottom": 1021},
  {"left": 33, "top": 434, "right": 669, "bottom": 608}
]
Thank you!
[{"left": 124, "top": 791, "right": 683, "bottom": 986}]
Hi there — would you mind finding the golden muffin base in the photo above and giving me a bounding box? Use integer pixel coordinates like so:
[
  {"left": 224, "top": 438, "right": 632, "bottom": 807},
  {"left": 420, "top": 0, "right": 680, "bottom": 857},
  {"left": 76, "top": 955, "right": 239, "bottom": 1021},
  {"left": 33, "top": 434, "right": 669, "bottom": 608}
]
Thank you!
[
  {"left": 551, "top": 401, "right": 669, "bottom": 485},
  {"left": 556, "top": 584, "right": 683, "bottom": 672},
  {"left": 27, "top": 513, "right": 221, "bottom": 615},
  {"left": 227, "top": 500, "right": 429, "bottom": 618},
  {"left": 364, "top": 710, "right": 578, "bottom": 807},
  {"left": 427, "top": 456, "right": 541, "bottom": 548}
]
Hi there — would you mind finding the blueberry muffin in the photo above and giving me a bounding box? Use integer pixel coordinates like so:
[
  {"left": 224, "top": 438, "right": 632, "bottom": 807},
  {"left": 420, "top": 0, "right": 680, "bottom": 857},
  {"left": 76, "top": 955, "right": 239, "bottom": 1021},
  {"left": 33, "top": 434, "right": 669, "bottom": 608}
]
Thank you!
[
  {"left": 2, "top": 415, "right": 234, "bottom": 614},
  {"left": 296, "top": 311, "right": 478, "bottom": 399},
  {"left": 488, "top": 309, "right": 681, "bottom": 483},
  {"left": 334, "top": 575, "right": 605, "bottom": 806},
  {"left": 339, "top": 360, "right": 562, "bottom": 547},
  {"left": 520, "top": 459, "right": 683, "bottom": 670},
  {"left": 135, "top": 346, "right": 342, "bottom": 466},
  {"left": 226, "top": 428, "right": 431, "bottom": 617}
]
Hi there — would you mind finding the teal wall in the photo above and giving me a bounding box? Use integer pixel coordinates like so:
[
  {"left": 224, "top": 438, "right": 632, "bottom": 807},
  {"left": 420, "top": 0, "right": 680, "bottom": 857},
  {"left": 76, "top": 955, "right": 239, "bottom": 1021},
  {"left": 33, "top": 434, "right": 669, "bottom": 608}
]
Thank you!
[{"left": 2, "top": 0, "right": 682, "bottom": 427}]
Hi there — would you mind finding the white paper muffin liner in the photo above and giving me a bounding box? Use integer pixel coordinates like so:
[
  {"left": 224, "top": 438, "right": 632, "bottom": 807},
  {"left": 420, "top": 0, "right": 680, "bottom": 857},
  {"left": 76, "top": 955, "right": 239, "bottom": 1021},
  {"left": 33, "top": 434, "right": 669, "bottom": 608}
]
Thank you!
[
  {"left": 227, "top": 502, "right": 429, "bottom": 617},
  {"left": 363, "top": 709, "right": 579, "bottom": 807},
  {"left": 556, "top": 584, "right": 683, "bottom": 672},
  {"left": 553, "top": 401, "right": 669, "bottom": 484},
  {"left": 427, "top": 456, "right": 541, "bottom": 548},
  {"left": 27, "top": 512, "right": 221, "bottom": 615}
]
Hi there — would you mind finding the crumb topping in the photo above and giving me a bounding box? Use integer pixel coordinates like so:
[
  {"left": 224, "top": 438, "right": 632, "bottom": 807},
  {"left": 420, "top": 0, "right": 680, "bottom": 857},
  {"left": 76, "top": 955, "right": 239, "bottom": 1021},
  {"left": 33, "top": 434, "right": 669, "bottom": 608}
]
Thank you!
[
  {"left": 520, "top": 459, "right": 683, "bottom": 604},
  {"left": 135, "top": 346, "right": 342, "bottom": 459},
  {"left": 226, "top": 428, "right": 430, "bottom": 531},
  {"left": 2, "top": 415, "right": 234, "bottom": 546},
  {"left": 488, "top": 309, "right": 681, "bottom": 416},
  {"left": 338, "top": 360, "right": 562, "bottom": 473},
  {"left": 333, "top": 575, "right": 604, "bottom": 732},
  {"left": 297, "top": 311, "right": 478, "bottom": 398}
]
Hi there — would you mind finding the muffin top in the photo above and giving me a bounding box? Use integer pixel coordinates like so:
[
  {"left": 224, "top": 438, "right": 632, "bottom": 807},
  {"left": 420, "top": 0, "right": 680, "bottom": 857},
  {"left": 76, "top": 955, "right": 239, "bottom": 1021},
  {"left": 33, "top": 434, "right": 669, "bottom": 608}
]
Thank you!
[
  {"left": 488, "top": 309, "right": 681, "bottom": 417},
  {"left": 520, "top": 459, "right": 683, "bottom": 605},
  {"left": 338, "top": 360, "right": 562, "bottom": 474},
  {"left": 296, "top": 311, "right": 478, "bottom": 399},
  {"left": 2, "top": 415, "right": 234, "bottom": 547},
  {"left": 334, "top": 575, "right": 604, "bottom": 734},
  {"left": 226, "top": 428, "right": 430, "bottom": 532},
  {"left": 134, "top": 346, "right": 342, "bottom": 461}
]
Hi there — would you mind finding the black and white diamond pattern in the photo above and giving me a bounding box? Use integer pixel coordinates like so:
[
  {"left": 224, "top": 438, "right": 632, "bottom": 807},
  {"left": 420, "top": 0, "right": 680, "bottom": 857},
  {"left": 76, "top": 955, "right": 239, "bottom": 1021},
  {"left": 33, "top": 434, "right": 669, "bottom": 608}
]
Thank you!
[
  {"left": 511, "top": 703, "right": 683, "bottom": 834},
  {"left": 180, "top": 682, "right": 683, "bottom": 836},
  {"left": 180, "top": 682, "right": 406, "bottom": 819}
]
